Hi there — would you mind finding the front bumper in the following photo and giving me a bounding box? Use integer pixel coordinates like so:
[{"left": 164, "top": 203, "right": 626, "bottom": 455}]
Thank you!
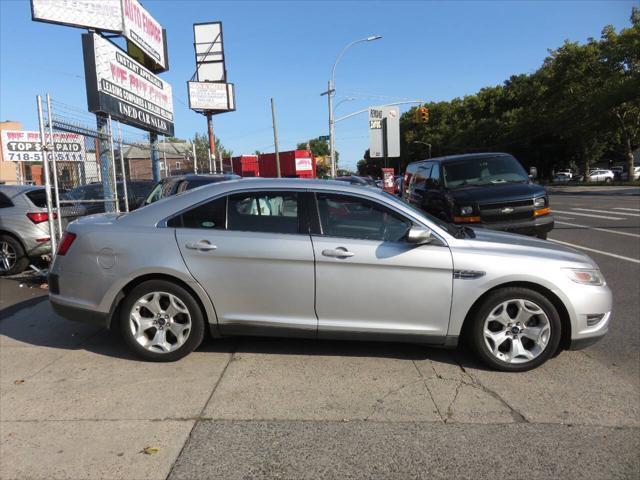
[{"left": 474, "top": 214, "right": 554, "bottom": 237}]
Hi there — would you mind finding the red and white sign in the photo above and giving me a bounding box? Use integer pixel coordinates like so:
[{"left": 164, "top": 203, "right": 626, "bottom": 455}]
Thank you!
[
  {"left": 122, "top": 0, "right": 166, "bottom": 70},
  {"left": 295, "top": 157, "right": 313, "bottom": 172},
  {"left": 382, "top": 168, "right": 395, "bottom": 194},
  {"left": 1, "top": 131, "right": 86, "bottom": 163}
]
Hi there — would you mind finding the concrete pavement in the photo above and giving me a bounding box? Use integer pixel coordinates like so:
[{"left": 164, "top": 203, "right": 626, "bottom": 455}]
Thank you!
[{"left": 1, "top": 191, "right": 639, "bottom": 479}]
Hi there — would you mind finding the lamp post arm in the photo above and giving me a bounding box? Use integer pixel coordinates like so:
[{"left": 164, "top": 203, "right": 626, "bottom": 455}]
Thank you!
[{"left": 334, "top": 100, "right": 424, "bottom": 123}]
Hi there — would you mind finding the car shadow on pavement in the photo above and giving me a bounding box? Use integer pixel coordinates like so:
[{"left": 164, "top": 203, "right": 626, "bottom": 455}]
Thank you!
[{"left": 0, "top": 295, "right": 488, "bottom": 370}]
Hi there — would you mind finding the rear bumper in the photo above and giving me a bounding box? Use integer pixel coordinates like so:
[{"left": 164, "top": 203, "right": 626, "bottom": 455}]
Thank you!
[
  {"left": 476, "top": 214, "right": 554, "bottom": 237},
  {"left": 50, "top": 298, "right": 109, "bottom": 328}
]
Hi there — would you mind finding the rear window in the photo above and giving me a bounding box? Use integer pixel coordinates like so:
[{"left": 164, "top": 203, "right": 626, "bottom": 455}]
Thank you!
[
  {"left": 25, "top": 189, "right": 47, "bottom": 208},
  {"left": 0, "top": 192, "right": 13, "bottom": 208}
]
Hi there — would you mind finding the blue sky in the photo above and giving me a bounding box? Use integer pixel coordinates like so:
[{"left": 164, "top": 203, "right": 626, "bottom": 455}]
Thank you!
[{"left": 0, "top": 0, "right": 636, "bottom": 171}]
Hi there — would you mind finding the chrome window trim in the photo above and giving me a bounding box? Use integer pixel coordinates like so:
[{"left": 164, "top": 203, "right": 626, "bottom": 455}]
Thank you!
[{"left": 157, "top": 185, "right": 449, "bottom": 246}]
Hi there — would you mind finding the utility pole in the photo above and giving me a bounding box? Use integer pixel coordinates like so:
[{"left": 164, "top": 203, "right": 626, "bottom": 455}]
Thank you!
[
  {"left": 192, "top": 141, "right": 198, "bottom": 174},
  {"left": 207, "top": 112, "right": 217, "bottom": 173},
  {"left": 271, "top": 97, "right": 281, "bottom": 178}
]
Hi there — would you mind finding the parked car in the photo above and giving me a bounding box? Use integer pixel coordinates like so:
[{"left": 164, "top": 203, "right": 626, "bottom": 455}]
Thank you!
[
  {"left": 610, "top": 166, "right": 624, "bottom": 180},
  {"left": 334, "top": 175, "right": 379, "bottom": 188},
  {"left": 49, "top": 178, "right": 610, "bottom": 371},
  {"left": 144, "top": 173, "right": 241, "bottom": 205},
  {"left": 64, "top": 180, "right": 154, "bottom": 215},
  {"left": 555, "top": 169, "right": 573, "bottom": 179},
  {"left": 0, "top": 185, "right": 85, "bottom": 275},
  {"left": 403, "top": 153, "right": 553, "bottom": 239},
  {"left": 553, "top": 172, "right": 571, "bottom": 183},
  {"left": 620, "top": 166, "right": 640, "bottom": 181},
  {"left": 586, "top": 169, "right": 614, "bottom": 183}
]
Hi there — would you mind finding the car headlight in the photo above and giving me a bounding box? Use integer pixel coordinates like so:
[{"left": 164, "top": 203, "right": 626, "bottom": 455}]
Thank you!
[
  {"left": 460, "top": 205, "right": 473, "bottom": 216},
  {"left": 564, "top": 268, "right": 605, "bottom": 286},
  {"left": 534, "top": 196, "right": 546, "bottom": 208}
]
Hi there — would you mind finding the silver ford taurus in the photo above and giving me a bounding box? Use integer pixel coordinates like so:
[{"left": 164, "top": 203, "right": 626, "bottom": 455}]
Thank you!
[{"left": 49, "top": 179, "right": 611, "bottom": 371}]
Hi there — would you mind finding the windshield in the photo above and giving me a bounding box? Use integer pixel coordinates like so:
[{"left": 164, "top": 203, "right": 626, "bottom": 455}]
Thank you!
[
  {"left": 443, "top": 155, "right": 528, "bottom": 188},
  {"left": 380, "top": 191, "right": 459, "bottom": 237}
]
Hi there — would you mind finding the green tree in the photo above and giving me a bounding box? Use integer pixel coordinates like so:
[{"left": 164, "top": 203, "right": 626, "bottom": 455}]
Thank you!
[{"left": 191, "top": 133, "right": 232, "bottom": 171}]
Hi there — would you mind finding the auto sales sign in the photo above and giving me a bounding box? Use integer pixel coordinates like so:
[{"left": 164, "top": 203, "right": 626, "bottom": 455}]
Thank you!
[
  {"left": 1, "top": 131, "right": 86, "bottom": 163},
  {"left": 82, "top": 33, "right": 174, "bottom": 136}
]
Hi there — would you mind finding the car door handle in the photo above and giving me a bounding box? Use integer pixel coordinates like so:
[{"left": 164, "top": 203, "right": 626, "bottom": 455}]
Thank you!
[
  {"left": 185, "top": 241, "right": 217, "bottom": 251},
  {"left": 322, "top": 248, "right": 355, "bottom": 258}
]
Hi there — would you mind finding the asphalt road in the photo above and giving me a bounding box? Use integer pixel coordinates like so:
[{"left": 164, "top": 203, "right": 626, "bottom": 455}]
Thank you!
[
  {"left": 545, "top": 190, "right": 640, "bottom": 387},
  {"left": 1, "top": 187, "right": 638, "bottom": 480}
]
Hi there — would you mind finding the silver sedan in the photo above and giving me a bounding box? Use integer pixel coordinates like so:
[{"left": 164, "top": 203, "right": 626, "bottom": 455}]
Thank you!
[{"left": 49, "top": 179, "right": 611, "bottom": 371}]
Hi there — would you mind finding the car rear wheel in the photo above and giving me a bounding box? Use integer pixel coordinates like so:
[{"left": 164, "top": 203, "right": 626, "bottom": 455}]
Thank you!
[
  {"left": 468, "top": 287, "right": 561, "bottom": 372},
  {"left": 119, "top": 280, "right": 205, "bottom": 362},
  {"left": 0, "top": 235, "right": 29, "bottom": 276}
]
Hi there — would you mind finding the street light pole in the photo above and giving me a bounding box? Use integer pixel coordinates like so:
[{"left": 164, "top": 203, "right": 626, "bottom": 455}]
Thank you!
[
  {"left": 413, "top": 141, "right": 432, "bottom": 159},
  {"left": 322, "top": 35, "right": 381, "bottom": 178}
]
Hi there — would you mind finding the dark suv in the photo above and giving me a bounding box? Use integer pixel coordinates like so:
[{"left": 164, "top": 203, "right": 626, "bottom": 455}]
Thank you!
[{"left": 403, "top": 153, "right": 553, "bottom": 238}]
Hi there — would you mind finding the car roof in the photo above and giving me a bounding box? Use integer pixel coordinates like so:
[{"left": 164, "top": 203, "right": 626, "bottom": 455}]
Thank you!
[
  {"left": 408, "top": 152, "right": 512, "bottom": 166},
  {"left": 162, "top": 173, "right": 239, "bottom": 182},
  {"left": 0, "top": 184, "right": 43, "bottom": 194}
]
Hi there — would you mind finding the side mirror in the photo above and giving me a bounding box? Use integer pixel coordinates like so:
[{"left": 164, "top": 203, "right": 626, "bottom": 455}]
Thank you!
[{"left": 406, "top": 226, "right": 433, "bottom": 245}]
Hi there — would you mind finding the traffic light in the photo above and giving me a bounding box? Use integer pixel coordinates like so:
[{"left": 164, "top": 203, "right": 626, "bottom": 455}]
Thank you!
[{"left": 417, "top": 106, "right": 429, "bottom": 124}]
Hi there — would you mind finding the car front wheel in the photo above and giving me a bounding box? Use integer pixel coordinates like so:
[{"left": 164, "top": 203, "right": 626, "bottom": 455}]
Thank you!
[
  {"left": 469, "top": 287, "right": 561, "bottom": 372},
  {"left": 119, "top": 280, "right": 205, "bottom": 362}
]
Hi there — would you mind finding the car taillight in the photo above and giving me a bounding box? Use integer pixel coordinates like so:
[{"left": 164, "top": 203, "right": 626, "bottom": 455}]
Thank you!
[
  {"left": 26, "top": 212, "right": 58, "bottom": 224},
  {"left": 57, "top": 232, "right": 76, "bottom": 256}
]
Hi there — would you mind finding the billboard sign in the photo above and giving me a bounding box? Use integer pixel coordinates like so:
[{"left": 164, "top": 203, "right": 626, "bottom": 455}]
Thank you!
[
  {"left": 193, "top": 22, "right": 226, "bottom": 82},
  {"left": 31, "top": 0, "right": 123, "bottom": 32},
  {"left": 1, "top": 131, "right": 86, "bottom": 163},
  {"left": 369, "top": 106, "right": 400, "bottom": 158},
  {"left": 82, "top": 33, "right": 174, "bottom": 136},
  {"left": 31, "top": 0, "right": 167, "bottom": 73},
  {"left": 122, "top": 0, "right": 167, "bottom": 70},
  {"left": 187, "top": 82, "right": 235, "bottom": 112}
]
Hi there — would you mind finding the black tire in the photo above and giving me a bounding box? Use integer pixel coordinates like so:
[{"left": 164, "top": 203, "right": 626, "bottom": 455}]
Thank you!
[
  {"left": 468, "top": 287, "right": 561, "bottom": 372},
  {"left": 0, "top": 234, "right": 29, "bottom": 276},
  {"left": 605, "top": 177, "right": 613, "bottom": 184},
  {"left": 536, "top": 232, "right": 548, "bottom": 240},
  {"left": 119, "top": 279, "right": 205, "bottom": 362}
]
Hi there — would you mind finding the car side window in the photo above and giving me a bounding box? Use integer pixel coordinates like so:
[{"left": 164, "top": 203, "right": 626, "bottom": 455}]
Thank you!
[
  {"left": 0, "top": 192, "right": 13, "bottom": 208},
  {"left": 167, "top": 196, "right": 227, "bottom": 229},
  {"left": 227, "top": 191, "right": 300, "bottom": 234},
  {"left": 316, "top": 193, "right": 411, "bottom": 242},
  {"left": 427, "top": 162, "right": 440, "bottom": 188}
]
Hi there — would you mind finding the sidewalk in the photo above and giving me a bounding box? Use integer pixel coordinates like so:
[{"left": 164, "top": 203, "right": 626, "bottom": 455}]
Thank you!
[
  {"left": 1, "top": 295, "right": 638, "bottom": 479},
  {"left": 546, "top": 185, "right": 640, "bottom": 196}
]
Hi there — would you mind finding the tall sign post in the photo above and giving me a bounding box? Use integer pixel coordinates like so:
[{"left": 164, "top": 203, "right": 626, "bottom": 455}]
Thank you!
[
  {"left": 369, "top": 105, "right": 400, "bottom": 177},
  {"left": 188, "top": 22, "right": 236, "bottom": 170}
]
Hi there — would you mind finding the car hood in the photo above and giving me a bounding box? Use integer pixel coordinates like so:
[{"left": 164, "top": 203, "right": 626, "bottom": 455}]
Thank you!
[
  {"left": 458, "top": 228, "right": 597, "bottom": 268},
  {"left": 450, "top": 182, "right": 546, "bottom": 204}
]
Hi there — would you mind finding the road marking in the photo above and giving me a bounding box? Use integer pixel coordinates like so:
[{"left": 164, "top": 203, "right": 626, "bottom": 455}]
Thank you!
[
  {"left": 548, "top": 239, "right": 640, "bottom": 264},
  {"left": 553, "top": 210, "right": 625, "bottom": 220},
  {"left": 554, "top": 216, "right": 574, "bottom": 220},
  {"left": 613, "top": 207, "right": 640, "bottom": 213},
  {"left": 555, "top": 221, "right": 640, "bottom": 238},
  {"left": 573, "top": 208, "right": 640, "bottom": 217}
]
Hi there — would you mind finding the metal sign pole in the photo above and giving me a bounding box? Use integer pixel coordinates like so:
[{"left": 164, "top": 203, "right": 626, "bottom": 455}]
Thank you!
[
  {"left": 117, "top": 122, "right": 129, "bottom": 212},
  {"left": 192, "top": 142, "right": 198, "bottom": 174},
  {"left": 46, "top": 94, "right": 64, "bottom": 238},
  {"left": 107, "top": 115, "right": 120, "bottom": 214},
  {"left": 36, "top": 95, "right": 57, "bottom": 256},
  {"left": 208, "top": 150, "right": 212, "bottom": 174},
  {"left": 207, "top": 112, "right": 217, "bottom": 173}
]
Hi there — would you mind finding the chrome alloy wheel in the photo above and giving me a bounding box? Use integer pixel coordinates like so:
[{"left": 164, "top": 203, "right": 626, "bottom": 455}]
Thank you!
[
  {"left": 483, "top": 299, "right": 551, "bottom": 364},
  {"left": 0, "top": 241, "right": 17, "bottom": 273},
  {"left": 129, "top": 291, "right": 192, "bottom": 353}
]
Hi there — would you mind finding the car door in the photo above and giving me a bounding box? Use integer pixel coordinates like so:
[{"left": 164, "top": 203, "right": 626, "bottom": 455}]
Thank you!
[
  {"left": 310, "top": 191, "right": 454, "bottom": 342},
  {"left": 173, "top": 189, "right": 317, "bottom": 337},
  {"left": 408, "top": 163, "right": 432, "bottom": 212}
]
